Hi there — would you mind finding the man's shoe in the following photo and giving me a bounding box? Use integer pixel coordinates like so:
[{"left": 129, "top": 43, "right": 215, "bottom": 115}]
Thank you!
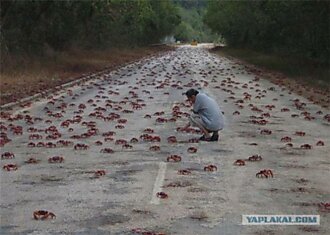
[
  {"left": 210, "top": 133, "right": 219, "bottom": 142},
  {"left": 199, "top": 135, "right": 211, "bottom": 141}
]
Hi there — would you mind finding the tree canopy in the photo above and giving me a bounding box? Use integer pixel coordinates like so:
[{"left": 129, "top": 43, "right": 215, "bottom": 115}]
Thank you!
[
  {"left": 0, "top": 0, "right": 180, "bottom": 55},
  {"left": 204, "top": 0, "right": 330, "bottom": 64},
  {"left": 173, "top": 0, "right": 218, "bottom": 42}
]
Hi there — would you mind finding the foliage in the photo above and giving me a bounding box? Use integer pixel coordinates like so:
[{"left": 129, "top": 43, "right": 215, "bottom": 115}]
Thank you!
[
  {"left": 0, "top": 0, "right": 180, "bottom": 55},
  {"left": 173, "top": 0, "right": 218, "bottom": 42},
  {"left": 204, "top": 0, "right": 330, "bottom": 64}
]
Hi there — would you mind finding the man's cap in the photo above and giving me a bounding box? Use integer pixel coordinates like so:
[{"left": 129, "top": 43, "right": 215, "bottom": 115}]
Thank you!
[{"left": 184, "top": 88, "right": 199, "bottom": 97}]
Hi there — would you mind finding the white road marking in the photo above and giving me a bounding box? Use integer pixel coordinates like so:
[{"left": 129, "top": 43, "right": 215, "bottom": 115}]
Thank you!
[{"left": 150, "top": 162, "right": 167, "bottom": 205}]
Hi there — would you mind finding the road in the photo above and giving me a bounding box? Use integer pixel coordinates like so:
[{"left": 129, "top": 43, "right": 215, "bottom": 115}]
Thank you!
[{"left": 1, "top": 44, "right": 329, "bottom": 235}]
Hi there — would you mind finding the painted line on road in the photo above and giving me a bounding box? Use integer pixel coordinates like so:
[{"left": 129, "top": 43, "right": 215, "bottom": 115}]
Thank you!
[{"left": 150, "top": 162, "right": 167, "bottom": 205}]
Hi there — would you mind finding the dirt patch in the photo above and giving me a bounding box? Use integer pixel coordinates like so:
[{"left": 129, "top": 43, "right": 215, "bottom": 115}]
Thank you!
[
  {"left": 81, "top": 214, "right": 130, "bottom": 227},
  {"left": 278, "top": 164, "right": 307, "bottom": 169},
  {"left": 267, "top": 187, "right": 325, "bottom": 195},
  {"left": 212, "top": 149, "right": 233, "bottom": 154},
  {"left": 187, "top": 187, "right": 208, "bottom": 193},
  {"left": 0, "top": 45, "right": 174, "bottom": 106},
  {"left": 190, "top": 211, "right": 208, "bottom": 221},
  {"left": 253, "top": 230, "right": 278, "bottom": 235},
  {"left": 163, "top": 181, "right": 193, "bottom": 188},
  {"left": 293, "top": 178, "right": 309, "bottom": 184},
  {"left": 292, "top": 202, "right": 318, "bottom": 207},
  {"left": 132, "top": 209, "right": 152, "bottom": 215},
  {"left": 112, "top": 161, "right": 129, "bottom": 166},
  {"left": 299, "top": 227, "right": 320, "bottom": 233}
]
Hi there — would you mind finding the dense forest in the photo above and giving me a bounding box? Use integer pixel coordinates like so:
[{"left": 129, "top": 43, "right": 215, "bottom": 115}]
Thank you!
[
  {"left": 1, "top": 0, "right": 329, "bottom": 67},
  {"left": 172, "top": 0, "right": 217, "bottom": 43},
  {"left": 204, "top": 0, "right": 330, "bottom": 65},
  {"left": 0, "top": 0, "right": 180, "bottom": 56}
]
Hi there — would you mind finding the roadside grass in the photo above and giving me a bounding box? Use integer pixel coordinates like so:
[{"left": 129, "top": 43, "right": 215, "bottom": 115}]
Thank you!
[
  {"left": 211, "top": 46, "right": 330, "bottom": 109},
  {"left": 213, "top": 47, "right": 329, "bottom": 89},
  {"left": 0, "top": 46, "right": 172, "bottom": 105}
]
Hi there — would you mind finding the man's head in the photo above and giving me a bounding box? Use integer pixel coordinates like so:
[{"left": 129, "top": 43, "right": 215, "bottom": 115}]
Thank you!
[{"left": 185, "top": 88, "right": 199, "bottom": 103}]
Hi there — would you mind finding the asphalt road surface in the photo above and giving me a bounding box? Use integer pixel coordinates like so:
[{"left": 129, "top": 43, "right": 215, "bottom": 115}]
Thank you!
[{"left": 1, "top": 44, "right": 329, "bottom": 235}]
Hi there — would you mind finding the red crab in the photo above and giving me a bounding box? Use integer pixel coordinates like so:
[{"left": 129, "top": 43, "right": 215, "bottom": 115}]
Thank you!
[
  {"left": 33, "top": 210, "right": 56, "bottom": 220},
  {"left": 247, "top": 155, "right": 262, "bottom": 161},
  {"left": 74, "top": 143, "right": 89, "bottom": 150},
  {"left": 140, "top": 134, "right": 151, "bottom": 141},
  {"left": 260, "top": 129, "right": 272, "bottom": 135},
  {"left": 12, "top": 128, "right": 23, "bottom": 135},
  {"left": 130, "top": 138, "right": 138, "bottom": 143},
  {"left": 156, "top": 192, "right": 168, "bottom": 199},
  {"left": 45, "top": 142, "right": 56, "bottom": 148},
  {"left": 132, "top": 104, "right": 142, "bottom": 110},
  {"left": 187, "top": 147, "right": 197, "bottom": 153},
  {"left": 57, "top": 140, "right": 73, "bottom": 147},
  {"left": 117, "top": 119, "right": 127, "bottom": 124},
  {"left": 29, "top": 134, "right": 43, "bottom": 140},
  {"left": 95, "top": 141, "right": 103, "bottom": 146},
  {"left": 151, "top": 136, "right": 161, "bottom": 142},
  {"left": 100, "top": 148, "right": 114, "bottom": 154},
  {"left": 94, "top": 170, "right": 106, "bottom": 177},
  {"left": 1, "top": 152, "right": 15, "bottom": 159},
  {"left": 115, "top": 125, "right": 125, "bottom": 129},
  {"left": 25, "top": 158, "right": 40, "bottom": 164},
  {"left": 154, "top": 111, "right": 165, "bottom": 116},
  {"left": 295, "top": 131, "right": 306, "bottom": 136},
  {"left": 156, "top": 117, "right": 167, "bottom": 123},
  {"left": 144, "top": 128, "right": 154, "bottom": 134},
  {"left": 234, "top": 159, "right": 245, "bottom": 166},
  {"left": 115, "top": 139, "right": 127, "bottom": 145},
  {"left": 316, "top": 140, "right": 325, "bottom": 146},
  {"left": 149, "top": 146, "right": 160, "bottom": 151},
  {"left": 256, "top": 169, "right": 273, "bottom": 178},
  {"left": 104, "top": 137, "right": 114, "bottom": 142},
  {"left": 36, "top": 142, "right": 45, "bottom": 147},
  {"left": 281, "top": 136, "right": 292, "bottom": 142},
  {"left": 3, "top": 164, "right": 18, "bottom": 171},
  {"left": 166, "top": 155, "right": 182, "bottom": 162},
  {"left": 261, "top": 112, "right": 270, "bottom": 118},
  {"left": 178, "top": 169, "right": 191, "bottom": 175},
  {"left": 167, "top": 136, "right": 178, "bottom": 143},
  {"left": 323, "top": 114, "right": 330, "bottom": 122},
  {"left": 204, "top": 164, "right": 217, "bottom": 172},
  {"left": 27, "top": 127, "right": 38, "bottom": 132},
  {"left": 102, "top": 131, "right": 116, "bottom": 137},
  {"left": 48, "top": 156, "right": 64, "bottom": 163},
  {"left": 122, "top": 144, "right": 133, "bottom": 149},
  {"left": 318, "top": 202, "right": 330, "bottom": 212},
  {"left": 300, "top": 144, "right": 312, "bottom": 149}
]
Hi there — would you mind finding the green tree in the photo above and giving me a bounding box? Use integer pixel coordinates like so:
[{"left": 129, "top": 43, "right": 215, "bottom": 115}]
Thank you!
[
  {"left": 204, "top": 0, "right": 330, "bottom": 64},
  {"left": 0, "top": 0, "right": 180, "bottom": 56}
]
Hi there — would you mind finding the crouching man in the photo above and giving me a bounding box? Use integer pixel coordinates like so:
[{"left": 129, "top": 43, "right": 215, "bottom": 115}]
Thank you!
[{"left": 181, "top": 88, "right": 224, "bottom": 141}]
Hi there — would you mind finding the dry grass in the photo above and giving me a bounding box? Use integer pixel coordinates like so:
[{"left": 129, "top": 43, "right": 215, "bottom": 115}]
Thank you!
[{"left": 0, "top": 46, "right": 173, "bottom": 105}]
